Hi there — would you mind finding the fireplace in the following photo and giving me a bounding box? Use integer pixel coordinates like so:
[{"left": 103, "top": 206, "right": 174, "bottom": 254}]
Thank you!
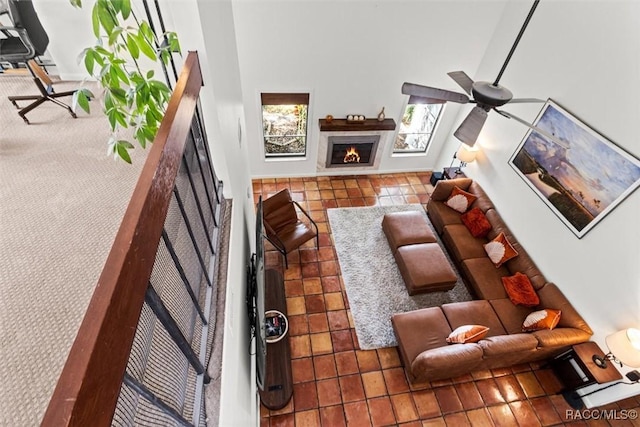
[{"left": 326, "top": 135, "right": 380, "bottom": 168}]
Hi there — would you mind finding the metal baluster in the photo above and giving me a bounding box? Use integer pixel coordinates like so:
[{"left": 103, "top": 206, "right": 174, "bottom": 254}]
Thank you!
[
  {"left": 145, "top": 284, "right": 210, "bottom": 383},
  {"left": 161, "top": 229, "right": 207, "bottom": 324},
  {"left": 181, "top": 154, "right": 215, "bottom": 254},
  {"left": 173, "top": 187, "right": 213, "bottom": 288},
  {"left": 123, "top": 372, "right": 194, "bottom": 427}
]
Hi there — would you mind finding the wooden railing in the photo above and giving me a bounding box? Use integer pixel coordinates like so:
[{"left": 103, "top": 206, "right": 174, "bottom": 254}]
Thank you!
[{"left": 41, "top": 51, "right": 221, "bottom": 427}]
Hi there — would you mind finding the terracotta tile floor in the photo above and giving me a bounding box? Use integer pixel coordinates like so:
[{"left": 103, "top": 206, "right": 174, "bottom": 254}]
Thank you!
[{"left": 255, "top": 172, "right": 640, "bottom": 426}]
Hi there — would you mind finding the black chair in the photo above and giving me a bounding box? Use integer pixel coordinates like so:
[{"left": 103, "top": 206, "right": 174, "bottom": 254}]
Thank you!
[{"left": 0, "top": 0, "right": 79, "bottom": 123}]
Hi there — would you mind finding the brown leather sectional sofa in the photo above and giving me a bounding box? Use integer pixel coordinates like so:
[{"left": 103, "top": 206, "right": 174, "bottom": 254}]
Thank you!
[{"left": 391, "top": 178, "right": 593, "bottom": 383}]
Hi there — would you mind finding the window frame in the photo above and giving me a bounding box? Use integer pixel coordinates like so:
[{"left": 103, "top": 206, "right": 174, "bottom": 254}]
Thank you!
[
  {"left": 393, "top": 96, "right": 444, "bottom": 155},
  {"left": 261, "top": 92, "right": 310, "bottom": 159}
]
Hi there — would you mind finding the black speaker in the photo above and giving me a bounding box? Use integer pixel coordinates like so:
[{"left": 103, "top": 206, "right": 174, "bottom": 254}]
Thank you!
[
  {"left": 430, "top": 172, "right": 444, "bottom": 186},
  {"left": 626, "top": 370, "right": 640, "bottom": 382}
]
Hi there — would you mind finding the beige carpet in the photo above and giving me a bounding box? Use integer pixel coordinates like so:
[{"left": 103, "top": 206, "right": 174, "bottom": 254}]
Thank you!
[{"left": 0, "top": 75, "right": 147, "bottom": 426}]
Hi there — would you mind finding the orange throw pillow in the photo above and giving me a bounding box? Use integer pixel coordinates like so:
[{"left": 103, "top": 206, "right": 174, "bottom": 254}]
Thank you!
[
  {"left": 502, "top": 272, "right": 540, "bottom": 307},
  {"left": 446, "top": 325, "right": 490, "bottom": 344},
  {"left": 461, "top": 207, "right": 492, "bottom": 238},
  {"left": 445, "top": 186, "right": 477, "bottom": 213},
  {"left": 484, "top": 232, "right": 518, "bottom": 268},
  {"left": 522, "top": 309, "right": 562, "bottom": 332}
]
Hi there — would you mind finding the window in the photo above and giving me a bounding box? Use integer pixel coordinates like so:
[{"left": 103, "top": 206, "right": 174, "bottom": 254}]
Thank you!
[
  {"left": 394, "top": 98, "right": 443, "bottom": 153},
  {"left": 261, "top": 93, "right": 309, "bottom": 158}
]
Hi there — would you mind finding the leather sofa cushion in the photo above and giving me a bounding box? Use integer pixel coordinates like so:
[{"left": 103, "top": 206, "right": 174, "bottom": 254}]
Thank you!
[
  {"left": 411, "top": 344, "right": 483, "bottom": 378},
  {"left": 537, "top": 283, "right": 593, "bottom": 334},
  {"left": 392, "top": 307, "right": 451, "bottom": 368},
  {"left": 382, "top": 211, "right": 436, "bottom": 252},
  {"left": 441, "top": 300, "right": 507, "bottom": 337},
  {"left": 394, "top": 243, "right": 457, "bottom": 295},
  {"left": 504, "top": 241, "right": 546, "bottom": 286},
  {"left": 489, "top": 298, "right": 534, "bottom": 335},
  {"left": 442, "top": 224, "right": 487, "bottom": 262},
  {"left": 427, "top": 201, "right": 462, "bottom": 235},
  {"left": 461, "top": 258, "right": 509, "bottom": 300},
  {"left": 479, "top": 333, "right": 539, "bottom": 356},
  {"left": 532, "top": 328, "right": 594, "bottom": 347},
  {"left": 467, "top": 182, "right": 495, "bottom": 213},
  {"left": 430, "top": 178, "right": 473, "bottom": 201}
]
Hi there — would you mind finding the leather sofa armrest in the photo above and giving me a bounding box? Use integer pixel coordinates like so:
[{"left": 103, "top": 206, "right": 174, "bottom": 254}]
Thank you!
[
  {"left": 430, "top": 178, "right": 473, "bottom": 201},
  {"left": 537, "top": 283, "right": 593, "bottom": 335},
  {"left": 532, "top": 328, "right": 593, "bottom": 347},
  {"left": 411, "top": 344, "right": 483, "bottom": 380}
]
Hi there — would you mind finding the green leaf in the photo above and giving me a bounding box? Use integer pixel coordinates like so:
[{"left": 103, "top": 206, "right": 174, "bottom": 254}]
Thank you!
[
  {"left": 107, "top": 109, "right": 117, "bottom": 130},
  {"left": 126, "top": 34, "right": 139, "bottom": 59},
  {"left": 70, "top": 0, "right": 82, "bottom": 8},
  {"left": 166, "top": 32, "right": 181, "bottom": 53},
  {"left": 139, "top": 21, "right": 155, "bottom": 43},
  {"left": 107, "top": 26, "right": 123, "bottom": 46},
  {"left": 116, "top": 141, "right": 132, "bottom": 164},
  {"left": 84, "top": 49, "right": 95, "bottom": 75},
  {"left": 136, "top": 32, "right": 157, "bottom": 60},
  {"left": 111, "top": 0, "right": 123, "bottom": 14},
  {"left": 91, "top": 3, "right": 100, "bottom": 37},
  {"left": 97, "top": 2, "right": 116, "bottom": 34},
  {"left": 109, "top": 87, "right": 127, "bottom": 103},
  {"left": 112, "top": 64, "right": 130, "bottom": 85},
  {"left": 146, "top": 69, "right": 154, "bottom": 79},
  {"left": 72, "top": 89, "right": 92, "bottom": 113},
  {"left": 121, "top": 0, "right": 131, "bottom": 19}
]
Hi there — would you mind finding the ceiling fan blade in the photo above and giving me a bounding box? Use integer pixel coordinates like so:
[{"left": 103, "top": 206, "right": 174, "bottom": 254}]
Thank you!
[
  {"left": 495, "top": 108, "right": 570, "bottom": 149},
  {"left": 508, "top": 98, "right": 545, "bottom": 104},
  {"left": 447, "top": 71, "right": 475, "bottom": 95},
  {"left": 402, "top": 82, "right": 469, "bottom": 104},
  {"left": 453, "top": 106, "right": 488, "bottom": 146}
]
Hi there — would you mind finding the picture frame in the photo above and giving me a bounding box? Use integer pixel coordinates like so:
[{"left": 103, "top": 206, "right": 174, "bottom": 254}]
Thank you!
[{"left": 509, "top": 99, "right": 640, "bottom": 238}]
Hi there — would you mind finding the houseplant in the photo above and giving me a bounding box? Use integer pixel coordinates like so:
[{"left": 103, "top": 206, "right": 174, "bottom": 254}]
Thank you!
[{"left": 70, "top": 0, "right": 180, "bottom": 163}]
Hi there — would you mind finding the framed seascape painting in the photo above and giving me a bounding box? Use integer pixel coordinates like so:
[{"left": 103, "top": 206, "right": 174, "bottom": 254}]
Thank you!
[{"left": 509, "top": 99, "right": 640, "bottom": 238}]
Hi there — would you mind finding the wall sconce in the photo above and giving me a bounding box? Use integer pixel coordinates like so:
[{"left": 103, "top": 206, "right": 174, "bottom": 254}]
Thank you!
[
  {"left": 452, "top": 143, "right": 478, "bottom": 174},
  {"left": 593, "top": 328, "right": 640, "bottom": 369}
]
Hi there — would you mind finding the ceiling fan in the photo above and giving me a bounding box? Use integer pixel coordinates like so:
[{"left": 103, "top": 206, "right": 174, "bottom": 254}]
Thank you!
[{"left": 402, "top": 0, "right": 568, "bottom": 149}]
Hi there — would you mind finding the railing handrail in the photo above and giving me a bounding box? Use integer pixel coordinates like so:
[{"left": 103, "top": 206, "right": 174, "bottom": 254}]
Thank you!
[{"left": 41, "top": 51, "right": 203, "bottom": 427}]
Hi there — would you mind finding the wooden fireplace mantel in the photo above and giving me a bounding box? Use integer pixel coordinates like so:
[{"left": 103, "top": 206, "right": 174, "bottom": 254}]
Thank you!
[{"left": 319, "top": 118, "right": 396, "bottom": 132}]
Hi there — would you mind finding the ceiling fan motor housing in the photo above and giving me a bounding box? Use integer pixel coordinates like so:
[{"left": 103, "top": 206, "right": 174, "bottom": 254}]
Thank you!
[{"left": 472, "top": 81, "right": 513, "bottom": 107}]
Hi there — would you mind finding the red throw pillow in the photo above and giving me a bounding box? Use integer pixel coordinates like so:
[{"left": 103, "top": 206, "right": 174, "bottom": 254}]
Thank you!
[
  {"left": 484, "top": 232, "right": 518, "bottom": 268},
  {"left": 502, "top": 272, "right": 540, "bottom": 307},
  {"left": 522, "top": 309, "right": 562, "bottom": 332},
  {"left": 445, "top": 186, "right": 477, "bottom": 213},
  {"left": 461, "top": 207, "right": 492, "bottom": 238}
]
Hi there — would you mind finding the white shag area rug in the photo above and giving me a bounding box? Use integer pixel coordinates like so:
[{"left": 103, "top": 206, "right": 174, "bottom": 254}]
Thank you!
[{"left": 327, "top": 204, "right": 472, "bottom": 350}]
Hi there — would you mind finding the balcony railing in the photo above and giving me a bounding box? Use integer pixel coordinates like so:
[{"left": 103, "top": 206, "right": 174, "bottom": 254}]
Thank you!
[{"left": 41, "top": 51, "right": 224, "bottom": 427}]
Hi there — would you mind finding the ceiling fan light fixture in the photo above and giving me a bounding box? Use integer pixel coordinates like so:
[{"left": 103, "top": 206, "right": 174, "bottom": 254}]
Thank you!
[{"left": 471, "top": 82, "right": 513, "bottom": 106}]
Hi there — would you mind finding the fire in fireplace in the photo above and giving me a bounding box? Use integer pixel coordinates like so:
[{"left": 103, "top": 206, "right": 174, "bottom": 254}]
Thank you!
[
  {"left": 343, "top": 147, "right": 361, "bottom": 163},
  {"left": 326, "top": 136, "right": 380, "bottom": 168}
]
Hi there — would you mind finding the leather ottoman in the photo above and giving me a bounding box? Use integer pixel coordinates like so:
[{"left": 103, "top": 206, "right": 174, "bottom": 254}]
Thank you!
[
  {"left": 382, "top": 211, "right": 436, "bottom": 253},
  {"left": 394, "top": 243, "right": 457, "bottom": 295}
]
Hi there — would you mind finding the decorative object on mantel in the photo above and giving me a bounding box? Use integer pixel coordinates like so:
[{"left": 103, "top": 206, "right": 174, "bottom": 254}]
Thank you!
[
  {"left": 318, "top": 117, "right": 396, "bottom": 132},
  {"left": 377, "top": 107, "right": 385, "bottom": 121},
  {"left": 509, "top": 99, "right": 640, "bottom": 239},
  {"left": 325, "top": 114, "right": 334, "bottom": 123},
  {"left": 346, "top": 114, "right": 366, "bottom": 123}
]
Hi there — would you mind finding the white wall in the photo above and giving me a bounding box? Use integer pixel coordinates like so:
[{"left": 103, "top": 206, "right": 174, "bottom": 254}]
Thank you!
[
  {"left": 232, "top": 0, "right": 508, "bottom": 178},
  {"left": 437, "top": 0, "right": 640, "bottom": 405}
]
